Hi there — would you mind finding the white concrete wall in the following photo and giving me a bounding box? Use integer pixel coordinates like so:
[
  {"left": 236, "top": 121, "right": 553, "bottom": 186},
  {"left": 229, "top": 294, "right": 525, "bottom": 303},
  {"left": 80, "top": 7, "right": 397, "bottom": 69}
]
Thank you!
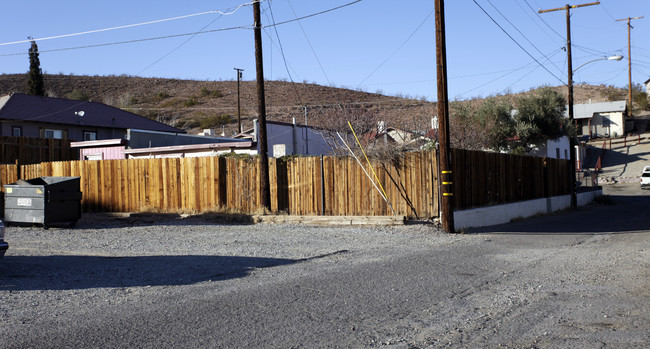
[{"left": 454, "top": 189, "right": 602, "bottom": 230}]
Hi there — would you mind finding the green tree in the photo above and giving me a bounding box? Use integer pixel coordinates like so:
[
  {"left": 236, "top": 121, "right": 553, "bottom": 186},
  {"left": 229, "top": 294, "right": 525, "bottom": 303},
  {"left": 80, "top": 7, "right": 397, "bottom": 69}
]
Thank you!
[
  {"left": 630, "top": 83, "right": 648, "bottom": 112},
  {"left": 512, "top": 87, "right": 571, "bottom": 152},
  {"left": 26, "top": 40, "right": 45, "bottom": 96},
  {"left": 449, "top": 98, "right": 514, "bottom": 151}
]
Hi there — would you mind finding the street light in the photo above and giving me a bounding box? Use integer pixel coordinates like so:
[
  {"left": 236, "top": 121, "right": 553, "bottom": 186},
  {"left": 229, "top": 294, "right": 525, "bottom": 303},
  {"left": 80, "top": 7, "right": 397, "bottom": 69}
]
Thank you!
[
  {"left": 573, "top": 55, "right": 623, "bottom": 73},
  {"left": 568, "top": 54, "right": 623, "bottom": 208}
]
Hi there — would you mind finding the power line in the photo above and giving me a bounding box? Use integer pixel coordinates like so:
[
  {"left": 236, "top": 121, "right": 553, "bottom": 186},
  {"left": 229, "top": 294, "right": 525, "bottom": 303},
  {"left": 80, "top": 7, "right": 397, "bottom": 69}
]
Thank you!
[
  {"left": 356, "top": 7, "right": 434, "bottom": 88},
  {"left": 0, "top": 1, "right": 364, "bottom": 58},
  {"left": 135, "top": 14, "right": 225, "bottom": 76},
  {"left": 471, "top": 0, "right": 565, "bottom": 84},
  {"left": 486, "top": 0, "right": 563, "bottom": 74},
  {"left": 0, "top": 1, "right": 259, "bottom": 47},
  {"left": 266, "top": 0, "right": 303, "bottom": 105},
  {"left": 523, "top": 0, "right": 565, "bottom": 40},
  {"left": 0, "top": 25, "right": 248, "bottom": 57}
]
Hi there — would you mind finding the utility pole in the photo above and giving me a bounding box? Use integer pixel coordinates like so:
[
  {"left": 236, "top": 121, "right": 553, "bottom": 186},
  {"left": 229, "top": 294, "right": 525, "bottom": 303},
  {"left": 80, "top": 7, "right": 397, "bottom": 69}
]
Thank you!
[
  {"left": 539, "top": 1, "right": 599, "bottom": 210},
  {"left": 616, "top": 16, "right": 644, "bottom": 117},
  {"left": 253, "top": 0, "right": 271, "bottom": 211},
  {"left": 434, "top": 0, "right": 454, "bottom": 233},
  {"left": 234, "top": 68, "right": 244, "bottom": 133}
]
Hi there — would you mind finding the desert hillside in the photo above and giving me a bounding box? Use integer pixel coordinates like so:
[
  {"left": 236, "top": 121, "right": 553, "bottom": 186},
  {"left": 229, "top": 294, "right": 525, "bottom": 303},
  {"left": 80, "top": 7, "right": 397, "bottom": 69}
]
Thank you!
[{"left": 0, "top": 73, "right": 629, "bottom": 136}]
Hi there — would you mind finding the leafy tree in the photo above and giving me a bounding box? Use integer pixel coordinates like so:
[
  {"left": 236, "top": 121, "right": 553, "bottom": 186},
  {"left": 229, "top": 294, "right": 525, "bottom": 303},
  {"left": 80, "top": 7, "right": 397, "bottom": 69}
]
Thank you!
[
  {"left": 449, "top": 98, "right": 514, "bottom": 151},
  {"left": 630, "top": 83, "right": 648, "bottom": 112},
  {"left": 26, "top": 40, "right": 45, "bottom": 96},
  {"left": 512, "top": 87, "right": 571, "bottom": 152}
]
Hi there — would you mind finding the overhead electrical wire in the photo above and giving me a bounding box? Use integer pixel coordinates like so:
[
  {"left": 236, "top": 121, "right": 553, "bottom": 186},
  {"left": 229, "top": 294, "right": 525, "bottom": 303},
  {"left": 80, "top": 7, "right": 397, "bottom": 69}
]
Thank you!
[
  {"left": 355, "top": 7, "right": 434, "bottom": 89},
  {"left": 0, "top": 1, "right": 364, "bottom": 58},
  {"left": 265, "top": 0, "right": 304, "bottom": 105},
  {"left": 0, "top": 1, "right": 260, "bottom": 47},
  {"left": 135, "top": 13, "right": 225, "bottom": 76},
  {"left": 471, "top": 0, "right": 565, "bottom": 85},
  {"left": 286, "top": 0, "right": 334, "bottom": 89},
  {"left": 486, "top": 0, "right": 563, "bottom": 74}
]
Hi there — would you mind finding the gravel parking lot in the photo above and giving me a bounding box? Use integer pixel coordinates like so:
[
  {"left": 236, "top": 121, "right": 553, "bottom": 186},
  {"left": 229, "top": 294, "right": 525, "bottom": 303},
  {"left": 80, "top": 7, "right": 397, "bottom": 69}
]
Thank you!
[{"left": 1, "top": 184, "right": 648, "bottom": 348}]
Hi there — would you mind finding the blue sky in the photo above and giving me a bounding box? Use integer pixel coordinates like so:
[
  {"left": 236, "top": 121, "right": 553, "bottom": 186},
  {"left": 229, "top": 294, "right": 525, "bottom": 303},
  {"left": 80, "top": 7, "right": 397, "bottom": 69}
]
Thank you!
[{"left": 1, "top": 1, "right": 647, "bottom": 101}]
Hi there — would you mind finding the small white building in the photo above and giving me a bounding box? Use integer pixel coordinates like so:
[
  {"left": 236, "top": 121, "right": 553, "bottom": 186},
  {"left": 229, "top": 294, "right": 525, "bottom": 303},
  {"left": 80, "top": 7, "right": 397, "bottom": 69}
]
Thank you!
[
  {"left": 237, "top": 119, "right": 339, "bottom": 158},
  {"left": 569, "top": 100, "right": 628, "bottom": 138}
]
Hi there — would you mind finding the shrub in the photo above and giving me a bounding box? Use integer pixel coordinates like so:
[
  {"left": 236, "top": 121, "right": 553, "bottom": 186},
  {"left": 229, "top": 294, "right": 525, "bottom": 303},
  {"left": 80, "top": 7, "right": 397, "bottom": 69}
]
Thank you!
[
  {"left": 200, "top": 114, "right": 232, "bottom": 129},
  {"left": 184, "top": 98, "right": 198, "bottom": 107},
  {"left": 66, "top": 89, "right": 89, "bottom": 101}
]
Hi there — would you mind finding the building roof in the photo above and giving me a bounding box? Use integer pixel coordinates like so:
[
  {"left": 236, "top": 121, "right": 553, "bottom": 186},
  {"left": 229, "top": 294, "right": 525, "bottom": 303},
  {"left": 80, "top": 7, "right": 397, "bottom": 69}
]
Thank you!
[
  {"left": 0, "top": 93, "right": 183, "bottom": 133},
  {"left": 568, "top": 100, "right": 627, "bottom": 120}
]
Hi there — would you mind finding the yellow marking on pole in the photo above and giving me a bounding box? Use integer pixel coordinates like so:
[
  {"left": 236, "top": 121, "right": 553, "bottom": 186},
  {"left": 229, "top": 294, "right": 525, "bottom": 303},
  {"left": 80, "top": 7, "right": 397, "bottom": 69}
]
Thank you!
[
  {"left": 442, "top": 170, "right": 452, "bottom": 174},
  {"left": 443, "top": 193, "right": 453, "bottom": 196},
  {"left": 442, "top": 182, "right": 452, "bottom": 185}
]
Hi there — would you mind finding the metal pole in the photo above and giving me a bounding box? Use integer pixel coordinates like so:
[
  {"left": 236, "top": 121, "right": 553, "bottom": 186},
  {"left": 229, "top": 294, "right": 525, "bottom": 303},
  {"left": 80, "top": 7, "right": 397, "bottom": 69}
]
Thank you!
[
  {"left": 435, "top": 0, "right": 454, "bottom": 233},
  {"left": 253, "top": 0, "right": 271, "bottom": 211}
]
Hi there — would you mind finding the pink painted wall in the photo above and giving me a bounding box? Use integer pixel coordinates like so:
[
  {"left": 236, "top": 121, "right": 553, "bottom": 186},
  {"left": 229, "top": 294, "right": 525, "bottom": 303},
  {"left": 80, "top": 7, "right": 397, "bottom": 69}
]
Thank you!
[{"left": 79, "top": 146, "right": 125, "bottom": 160}]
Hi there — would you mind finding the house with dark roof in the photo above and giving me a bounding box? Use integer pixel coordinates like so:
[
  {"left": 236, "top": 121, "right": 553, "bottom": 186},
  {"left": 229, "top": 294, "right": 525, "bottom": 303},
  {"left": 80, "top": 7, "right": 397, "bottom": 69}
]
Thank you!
[{"left": 0, "top": 93, "right": 184, "bottom": 141}]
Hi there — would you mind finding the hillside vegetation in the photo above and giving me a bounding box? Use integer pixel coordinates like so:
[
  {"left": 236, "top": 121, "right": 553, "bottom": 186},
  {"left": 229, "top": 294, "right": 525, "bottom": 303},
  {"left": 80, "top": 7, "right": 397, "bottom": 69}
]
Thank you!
[{"left": 0, "top": 73, "right": 628, "bottom": 136}]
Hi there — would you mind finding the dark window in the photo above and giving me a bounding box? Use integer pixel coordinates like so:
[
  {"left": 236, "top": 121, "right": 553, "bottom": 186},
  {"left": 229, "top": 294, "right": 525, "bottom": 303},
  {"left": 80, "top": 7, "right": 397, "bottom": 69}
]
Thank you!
[
  {"left": 12, "top": 126, "right": 22, "bottom": 137},
  {"left": 84, "top": 131, "right": 97, "bottom": 141},
  {"left": 44, "top": 129, "right": 63, "bottom": 139}
]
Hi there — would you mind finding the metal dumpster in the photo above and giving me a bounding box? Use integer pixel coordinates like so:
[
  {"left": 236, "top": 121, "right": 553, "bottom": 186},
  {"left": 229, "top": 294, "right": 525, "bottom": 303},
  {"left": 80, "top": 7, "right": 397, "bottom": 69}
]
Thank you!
[{"left": 4, "top": 177, "right": 82, "bottom": 228}]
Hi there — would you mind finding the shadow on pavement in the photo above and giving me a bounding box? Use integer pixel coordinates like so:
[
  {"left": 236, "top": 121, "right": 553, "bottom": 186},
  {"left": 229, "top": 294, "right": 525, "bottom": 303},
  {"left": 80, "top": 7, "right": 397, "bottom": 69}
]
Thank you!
[{"left": 0, "top": 254, "right": 296, "bottom": 291}]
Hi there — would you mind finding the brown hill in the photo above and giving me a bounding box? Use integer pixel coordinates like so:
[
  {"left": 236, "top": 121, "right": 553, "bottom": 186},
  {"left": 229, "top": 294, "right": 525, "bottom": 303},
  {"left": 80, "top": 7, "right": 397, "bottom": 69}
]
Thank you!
[{"left": 0, "top": 73, "right": 627, "bottom": 136}]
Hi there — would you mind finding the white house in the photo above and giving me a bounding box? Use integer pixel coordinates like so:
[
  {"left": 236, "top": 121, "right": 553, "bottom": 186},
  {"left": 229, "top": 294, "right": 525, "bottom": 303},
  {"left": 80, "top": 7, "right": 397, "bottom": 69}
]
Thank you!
[
  {"left": 569, "top": 100, "right": 628, "bottom": 138},
  {"left": 237, "top": 119, "right": 339, "bottom": 158}
]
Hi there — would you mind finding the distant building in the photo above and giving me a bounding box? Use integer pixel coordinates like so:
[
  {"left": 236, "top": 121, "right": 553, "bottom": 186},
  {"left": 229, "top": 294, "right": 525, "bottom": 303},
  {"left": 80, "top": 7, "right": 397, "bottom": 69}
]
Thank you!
[
  {"left": 71, "top": 129, "right": 253, "bottom": 160},
  {"left": 236, "top": 119, "right": 339, "bottom": 157},
  {"left": 0, "top": 93, "right": 183, "bottom": 141},
  {"left": 568, "top": 100, "right": 628, "bottom": 138}
]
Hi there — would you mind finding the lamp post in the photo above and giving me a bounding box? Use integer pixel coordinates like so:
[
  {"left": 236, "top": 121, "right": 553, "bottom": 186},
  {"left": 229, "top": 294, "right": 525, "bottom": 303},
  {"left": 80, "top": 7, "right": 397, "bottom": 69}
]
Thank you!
[
  {"left": 573, "top": 55, "right": 623, "bottom": 73},
  {"left": 569, "top": 54, "right": 623, "bottom": 203}
]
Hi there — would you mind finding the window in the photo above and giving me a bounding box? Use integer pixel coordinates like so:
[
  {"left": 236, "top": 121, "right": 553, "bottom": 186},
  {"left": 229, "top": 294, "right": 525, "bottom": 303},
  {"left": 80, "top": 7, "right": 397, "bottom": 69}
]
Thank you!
[
  {"left": 555, "top": 148, "right": 560, "bottom": 159},
  {"left": 564, "top": 149, "right": 568, "bottom": 160},
  {"left": 12, "top": 126, "right": 22, "bottom": 137},
  {"left": 84, "top": 131, "right": 97, "bottom": 141},
  {"left": 44, "top": 129, "right": 63, "bottom": 139}
]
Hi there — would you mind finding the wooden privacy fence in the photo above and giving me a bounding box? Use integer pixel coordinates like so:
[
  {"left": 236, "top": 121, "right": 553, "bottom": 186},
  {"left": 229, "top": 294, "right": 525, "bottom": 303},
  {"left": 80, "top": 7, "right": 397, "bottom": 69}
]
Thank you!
[
  {"left": 0, "top": 136, "right": 76, "bottom": 165},
  {"left": 452, "top": 149, "right": 571, "bottom": 210},
  {"left": 11, "top": 152, "right": 439, "bottom": 218},
  {"left": 0, "top": 149, "right": 572, "bottom": 218}
]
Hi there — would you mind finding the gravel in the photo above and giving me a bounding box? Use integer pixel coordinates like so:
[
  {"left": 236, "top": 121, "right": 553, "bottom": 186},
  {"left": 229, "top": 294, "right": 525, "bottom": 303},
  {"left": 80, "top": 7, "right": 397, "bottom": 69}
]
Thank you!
[
  {"left": 0, "top": 214, "right": 458, "bottom": 331},
  {"left": 1, "top": 196, "right": 648, "bottom": 348}
]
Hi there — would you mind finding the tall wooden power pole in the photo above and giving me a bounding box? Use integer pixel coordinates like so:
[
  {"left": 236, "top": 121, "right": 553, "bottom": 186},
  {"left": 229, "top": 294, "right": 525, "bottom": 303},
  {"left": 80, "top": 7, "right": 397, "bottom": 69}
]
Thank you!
[
  {"left": 434, "top": 0, "right": 454, "bottom": 233},
  {"left": 253, "top": 0, "right": 271, "bottom": 211},
  {"left": 234, "top": 68, "right": 244, "bottom": 133},
  {"left": 616, "top": 16, "right": 644, "bottom": 117},
  {"left": 539, "top": 1, "right": 599, "bottom": 210}
]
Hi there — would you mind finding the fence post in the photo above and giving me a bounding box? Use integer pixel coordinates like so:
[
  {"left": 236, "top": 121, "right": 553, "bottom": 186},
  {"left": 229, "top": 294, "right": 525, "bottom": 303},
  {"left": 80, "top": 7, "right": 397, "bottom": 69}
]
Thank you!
[{"left": 320, "top": 155, "right": 325, "bottom": 216}]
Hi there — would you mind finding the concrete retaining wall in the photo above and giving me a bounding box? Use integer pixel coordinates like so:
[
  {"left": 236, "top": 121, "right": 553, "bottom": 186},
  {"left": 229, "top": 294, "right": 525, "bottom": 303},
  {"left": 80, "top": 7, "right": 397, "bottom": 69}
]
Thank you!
[{"left": 454, "top": 189, "right": 602, "bottom": 230}]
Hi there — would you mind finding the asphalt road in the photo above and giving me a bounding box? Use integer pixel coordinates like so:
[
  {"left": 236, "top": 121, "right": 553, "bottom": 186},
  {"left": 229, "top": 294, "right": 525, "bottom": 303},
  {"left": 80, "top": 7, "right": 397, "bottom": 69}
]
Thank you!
[{"left": 2, "top": 183, "right": 648, "bottom": 348}]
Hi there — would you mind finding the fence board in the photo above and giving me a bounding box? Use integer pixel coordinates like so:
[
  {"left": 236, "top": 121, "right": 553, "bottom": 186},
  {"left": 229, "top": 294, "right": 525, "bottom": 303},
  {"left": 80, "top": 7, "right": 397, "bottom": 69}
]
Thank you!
[{"left": 0, "top": 149, "right": 570, "bottom": 218}]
